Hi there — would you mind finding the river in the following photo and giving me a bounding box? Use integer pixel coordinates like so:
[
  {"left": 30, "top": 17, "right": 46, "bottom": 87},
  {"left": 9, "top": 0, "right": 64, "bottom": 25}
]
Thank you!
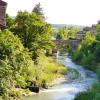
[{"left": 24, "top": 55, "right": 98, "bottom": 100}]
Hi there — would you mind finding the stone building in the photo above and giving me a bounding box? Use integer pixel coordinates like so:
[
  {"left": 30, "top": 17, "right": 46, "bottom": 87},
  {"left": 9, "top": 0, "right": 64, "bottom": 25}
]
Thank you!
[
  {"left": 83, "top": 25, "right": 97, "bottom": 34},
  {"left": 0, "top": 0, "right": 7, "bottom": 29},
  {"left": 76, "top": 31, "right": 86, "bottom": 40},
  {"left": 76, "top": 25, "right": 97, "bottom": 40},
  {"left": 90, "top": 25, "right": 97, "bottom": 34}
]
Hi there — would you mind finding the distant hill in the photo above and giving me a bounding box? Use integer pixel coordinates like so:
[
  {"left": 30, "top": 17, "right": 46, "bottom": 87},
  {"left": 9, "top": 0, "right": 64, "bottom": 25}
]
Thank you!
[
  {"left": 10, "top": 16, "right": 84, "bottom": 30},
  {"left": 11, "top": 16, "right": 15, "bottom": 19},
  {"left": 52, "top": 24, "right": 84, "bottom": 30}
]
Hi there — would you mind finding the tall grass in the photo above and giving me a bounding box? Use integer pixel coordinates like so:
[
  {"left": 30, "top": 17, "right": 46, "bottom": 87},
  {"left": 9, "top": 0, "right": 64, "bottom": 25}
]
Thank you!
[
  {"left": 25, "top": 55, "right": 68, "bottom": 87},
  {"left": 74, "top": 83, "right": 100, "bottom": 100}
]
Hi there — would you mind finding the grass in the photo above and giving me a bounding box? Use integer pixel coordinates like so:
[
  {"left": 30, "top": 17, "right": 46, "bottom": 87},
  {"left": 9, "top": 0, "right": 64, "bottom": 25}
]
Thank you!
[
  {"left": 24, "top": 55, "right": 68, "bottom": 88},
  {"left": 74, "top": 83, "right": 100, "bottom": 100}
]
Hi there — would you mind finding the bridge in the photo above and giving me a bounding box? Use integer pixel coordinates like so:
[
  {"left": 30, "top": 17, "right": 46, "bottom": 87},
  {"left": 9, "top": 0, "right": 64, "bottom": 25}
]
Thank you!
[
  {"left": 52, "top": 39, "right": 81, "bottom": 58},
  {"left": 52, "top": 39, "right": 80, "bottom": 49}
]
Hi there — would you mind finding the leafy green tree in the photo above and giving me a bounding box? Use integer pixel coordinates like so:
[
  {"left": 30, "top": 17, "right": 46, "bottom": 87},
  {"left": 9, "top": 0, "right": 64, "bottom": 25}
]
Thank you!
[
  {"left": 56, "top": 26, "right": 67, "bottom": 39},
  {"left": 13, "top": 11, "right": 53, "bottom": 60},
  {"left": 0, "top": 30, "right": 34, "bottom": 99},
  {"left": 96, "top": 24, "right": 100, "bottom": 35},
  {"left": 56, "top": 26, "right": 79, "bottom": 40},
  {"left": 96, "top": 24, "right": 100, "bottom": 41},
  {"left": 72, "top": 32, "right": 96, "bottom": 68},
  {"left": 6, "top": 14, "right": 14, "bottom": 29},
  {"left": 71, "top": 21, "right": 100, "bottom": 100}
]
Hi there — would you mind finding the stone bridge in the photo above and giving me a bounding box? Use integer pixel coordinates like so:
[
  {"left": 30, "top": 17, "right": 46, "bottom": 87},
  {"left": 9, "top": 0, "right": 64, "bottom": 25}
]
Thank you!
[
  {"left": 52, "top": 39, "right": 81, "bottom": 49},
  {"left": 52, "top": 39, "right": 81, "bottom": 58}
]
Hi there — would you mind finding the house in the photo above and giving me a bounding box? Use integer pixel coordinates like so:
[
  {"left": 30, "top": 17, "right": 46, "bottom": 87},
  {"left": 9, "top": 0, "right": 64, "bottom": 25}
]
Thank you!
[
  {"left": 76, "top": 31, "right": 86, "bottom": 40},
  {"left": 0, "top": 0, "right": 7, "bottom": 29}
]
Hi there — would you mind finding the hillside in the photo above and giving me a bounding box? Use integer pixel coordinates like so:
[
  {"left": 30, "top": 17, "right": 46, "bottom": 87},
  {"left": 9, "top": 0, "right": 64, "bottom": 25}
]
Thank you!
[{"left": 52, "top": 24, "right": 84, "bottom": 29}]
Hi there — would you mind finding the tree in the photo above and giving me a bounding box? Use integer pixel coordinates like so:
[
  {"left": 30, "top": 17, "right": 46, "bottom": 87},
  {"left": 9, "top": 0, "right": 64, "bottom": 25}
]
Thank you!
[
  {"left": 72, "top": 32, "right": 96, "bottom": 68},
  {"left": 56, "top": 26, "right": 79, "bottom": 40},
  {"left": 0, "top": 30, "right": 35, "bottom": 99},
  {"left": 96, "top": 24, "right": 100, "bottom": 40},
  {"left": 13, "top": 11, "right": 53, "bottom": 60},
  {"left": 32, "top": 3, "right": 44, "bottom": 17},
  {"left": 6, "top": 14, "right": 14, "bottom": 29}
]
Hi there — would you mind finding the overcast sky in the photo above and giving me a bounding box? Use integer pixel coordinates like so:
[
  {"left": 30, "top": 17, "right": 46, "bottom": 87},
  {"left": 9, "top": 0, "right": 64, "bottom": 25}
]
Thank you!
[{"left": 4, "top": 0, "right": 100, "bottom": 26}]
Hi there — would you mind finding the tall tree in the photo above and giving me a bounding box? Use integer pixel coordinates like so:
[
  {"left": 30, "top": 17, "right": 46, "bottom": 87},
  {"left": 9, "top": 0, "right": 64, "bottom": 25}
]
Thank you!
[
  {"left": 32, "top": 3, "right": 44, "bottom": 17},
  {"left": 13, "top": 11, "right": 53, "bottom": 60}
]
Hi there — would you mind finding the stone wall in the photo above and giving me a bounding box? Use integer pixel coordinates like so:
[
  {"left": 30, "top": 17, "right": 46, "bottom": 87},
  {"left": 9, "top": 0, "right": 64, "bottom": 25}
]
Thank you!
[
  {"left": 0, "top": 0, "right": 7, "bottom": 26},
  {"left": 52, "top": 39, "right": 80, "bottom": 49}
]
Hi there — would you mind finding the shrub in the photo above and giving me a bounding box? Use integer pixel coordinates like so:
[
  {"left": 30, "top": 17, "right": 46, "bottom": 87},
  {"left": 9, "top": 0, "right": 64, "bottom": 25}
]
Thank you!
[{"left": 74, "top": 91, "right": 95, "bottom": 100}]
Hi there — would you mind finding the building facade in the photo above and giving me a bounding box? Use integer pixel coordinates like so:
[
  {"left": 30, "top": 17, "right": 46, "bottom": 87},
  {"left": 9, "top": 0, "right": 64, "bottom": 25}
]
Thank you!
[{"left": 0, "top": 0, "right": 7, "bottom": 29}]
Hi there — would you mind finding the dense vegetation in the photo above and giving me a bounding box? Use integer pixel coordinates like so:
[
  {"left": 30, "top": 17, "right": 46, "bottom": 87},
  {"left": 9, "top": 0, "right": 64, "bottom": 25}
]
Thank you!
[
  {"left": 52, "top": 26, "right": 80, "bottom": 54},
  {"left": 53, "top": 26, "right": 79, "bottom": 40},
  {"left": 0, "top": 4, "right": 67, "bottom": 100},
  {"left": 72, "top": 24, "right": 100, "bottom": 100},
  {"left": 2, "top": 2, "right": 100, "bottom": 100}
]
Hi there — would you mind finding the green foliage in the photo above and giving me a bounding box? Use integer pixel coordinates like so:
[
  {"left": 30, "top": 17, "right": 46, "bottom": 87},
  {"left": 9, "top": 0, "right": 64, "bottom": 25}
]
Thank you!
[
  {"left": 59, "top": 44, "right": 71, "bottom": 54},
  {"left": 75, "top": 91, "right": 95, "bottom": 100},
  {"left": 6, "top": 14, "right": 14, "bottom": 29},
  {"left": 32, "top": 55, "right": 68, "bottom": 86},
  {"left": 72, "top": 32, "right": 96, "bottom": 69},
  {"left": 75, "top": 83, "right": 100, "bottom": 100},
  {"left": 96, "top": 24, "right": 100, "bottom": 35},
  {"left": 0, "top": 8, "right": 68, "bottom": 99},
  {"left": 96, "top": 64, "right": 100, "bottom": 79},
  {"left": 13, "top": 11, "right": 53, "bottom": 60},
  {"left": 0, "top": 30, "right": 35, "bottom": 99},
  {"left": 73, "top": 25, "right": 100, "bottom": 100},
  {"left": 0, "top": 29, "right": 67, "bottom": 99},
  {"left": 93, "top": 93, "right": 100, "bottom": 100},
  {"left": 56, "top": 26, "right": 79, "bottom": 40}
]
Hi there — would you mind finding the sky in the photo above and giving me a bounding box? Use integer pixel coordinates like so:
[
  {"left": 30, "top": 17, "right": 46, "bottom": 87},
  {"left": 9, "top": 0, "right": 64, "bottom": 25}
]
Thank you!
[{"left": 4, "top": 0, "right": 100, "bottom": 26}]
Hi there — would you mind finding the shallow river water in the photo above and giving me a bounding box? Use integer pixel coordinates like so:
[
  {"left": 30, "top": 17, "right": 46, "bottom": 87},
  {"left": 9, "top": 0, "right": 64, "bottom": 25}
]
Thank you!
[{"left": 24, "top": 55, "right": 98, "bottom": 100}]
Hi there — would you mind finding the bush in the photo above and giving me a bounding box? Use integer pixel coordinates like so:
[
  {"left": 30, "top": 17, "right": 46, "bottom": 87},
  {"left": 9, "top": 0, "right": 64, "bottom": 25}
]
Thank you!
[
  {"left": 0, "top": 30, "right": 35, "bottom": 99},
  {"left": 74, "top": 83, "right": 100, "bottom": 100},
  {"left": 96, "top": 64, "right": 100, "bottom": 79},
  {"left": 73, "top": 32, "right": 100, "bottom": 100},
  {"left": 32, "top": 55, "right": 68, "bottom": 87},
  {"left": 74, "top": 91, "right": 95, "bottom": 100},
  {"left": 93, "top": 93, "right": 100, "bottom": 100}
]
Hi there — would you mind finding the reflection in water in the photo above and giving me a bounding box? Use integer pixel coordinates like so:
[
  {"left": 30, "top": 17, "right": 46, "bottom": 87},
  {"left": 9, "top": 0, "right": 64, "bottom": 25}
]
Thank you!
[{"left": 24, "top": 55, "right": 98, "bottom": 100}]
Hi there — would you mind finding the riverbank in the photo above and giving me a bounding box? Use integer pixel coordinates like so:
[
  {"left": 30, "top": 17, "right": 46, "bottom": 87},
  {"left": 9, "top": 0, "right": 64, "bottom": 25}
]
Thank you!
[
  {"left": 23, "top": 56, "right": 97, "bottom": 100},
  {"left": 22, "top": 74, "right": 68, "bottom": 97},
  {"left": 71, "top": 31, "right": 100, "bottom": 100},
  {"left": 8, "top": 74, "right": 68, "bottom": 99},
  {"left": 11, "top": 58, "right": 69, "bottom": 99},
  {"left": 22, "top": 65, "right": 80, "bottom": 98}
]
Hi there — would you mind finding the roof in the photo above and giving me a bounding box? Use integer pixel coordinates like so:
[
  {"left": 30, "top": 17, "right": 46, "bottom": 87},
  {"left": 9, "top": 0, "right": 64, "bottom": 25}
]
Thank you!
[{"left": 0, "top": 0, "right": 7, "bottom": 6}]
